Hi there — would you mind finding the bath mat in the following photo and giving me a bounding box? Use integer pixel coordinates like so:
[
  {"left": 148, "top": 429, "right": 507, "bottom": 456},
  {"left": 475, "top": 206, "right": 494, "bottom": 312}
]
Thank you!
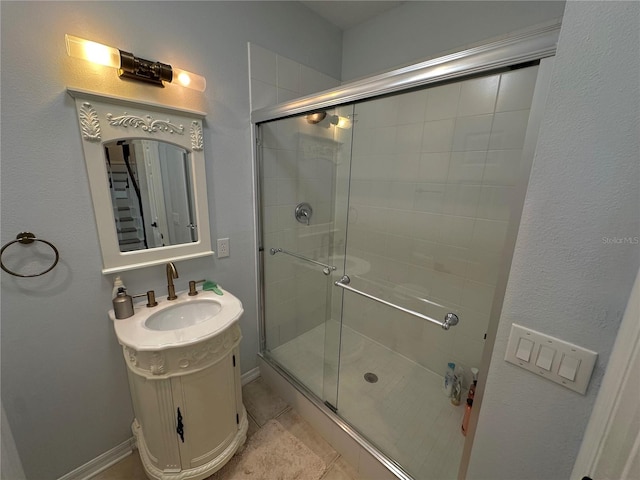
[{"left": 209, "top": 419, "right": 326, "bottom": 480}]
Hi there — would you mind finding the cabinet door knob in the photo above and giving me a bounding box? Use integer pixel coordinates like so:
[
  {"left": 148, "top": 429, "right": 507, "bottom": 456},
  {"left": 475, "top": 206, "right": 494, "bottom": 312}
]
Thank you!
[{"left": 176, "top": 407, "right": 184, "bottom": 443}]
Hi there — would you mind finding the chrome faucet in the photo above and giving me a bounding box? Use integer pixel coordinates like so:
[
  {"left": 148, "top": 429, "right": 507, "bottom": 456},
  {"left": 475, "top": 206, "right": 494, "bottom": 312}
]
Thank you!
[{"left": 166, "top": 262, "right": 179, "bottom": 300}]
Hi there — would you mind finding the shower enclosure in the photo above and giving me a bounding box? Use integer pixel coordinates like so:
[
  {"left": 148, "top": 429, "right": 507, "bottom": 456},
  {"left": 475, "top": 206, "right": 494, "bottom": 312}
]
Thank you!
[{"left": 254, "top": 26, "right": 558, "bottom": 479}]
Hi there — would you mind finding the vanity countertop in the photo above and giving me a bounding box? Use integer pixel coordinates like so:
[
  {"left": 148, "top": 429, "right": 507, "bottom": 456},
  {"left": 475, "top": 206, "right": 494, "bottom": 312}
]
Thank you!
[{"left": 109, "top": 288, "right": 243, "bottom": 352}]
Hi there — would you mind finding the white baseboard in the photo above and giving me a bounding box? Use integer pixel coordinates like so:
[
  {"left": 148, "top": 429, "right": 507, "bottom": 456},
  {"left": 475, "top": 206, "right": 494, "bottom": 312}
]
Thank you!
[
  {"left": 57, "top": 437, "right": 136, "bottom": 480},
  {"left": 241, "top": 366, "right": 260, "bottom": 385}
]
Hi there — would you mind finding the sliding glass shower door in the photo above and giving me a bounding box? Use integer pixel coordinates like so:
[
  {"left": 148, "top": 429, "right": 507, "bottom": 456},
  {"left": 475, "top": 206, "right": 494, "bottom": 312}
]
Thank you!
[
  {"left": 259, "top": 63, "right": 540, "bottom": 479},
  {"left": 259, "top": 105, "right": 354, "bottom": 407}
]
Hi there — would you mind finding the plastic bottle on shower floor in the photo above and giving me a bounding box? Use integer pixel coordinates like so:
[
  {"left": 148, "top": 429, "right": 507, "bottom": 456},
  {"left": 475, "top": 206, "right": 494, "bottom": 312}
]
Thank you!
[
  {"left": 462, "top": 398, "right": 473, "bottom": 436},
  {"left": 451, "top": 366, "right": 463, "bottom": 406},
  {"left": 443, "top": 362, "right": 455, "bottom": 396},
  {"left": 462, "top": 368, "right": 479, "bottom": 435}
]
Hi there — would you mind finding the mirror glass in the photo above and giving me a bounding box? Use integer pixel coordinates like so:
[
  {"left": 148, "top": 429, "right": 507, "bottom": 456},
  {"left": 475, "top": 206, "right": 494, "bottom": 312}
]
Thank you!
[
  {"left": 104, "top": 139, "right": 197, "bottom": 252},
  {"left": 68, "top": 88, "right": 214, "bottom": 274}
]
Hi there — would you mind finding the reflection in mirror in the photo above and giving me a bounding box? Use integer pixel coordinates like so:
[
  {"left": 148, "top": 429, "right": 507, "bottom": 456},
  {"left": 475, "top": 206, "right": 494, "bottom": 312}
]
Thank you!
[{"left": 104, "top": 140, "right": 197, "bottom": 252}]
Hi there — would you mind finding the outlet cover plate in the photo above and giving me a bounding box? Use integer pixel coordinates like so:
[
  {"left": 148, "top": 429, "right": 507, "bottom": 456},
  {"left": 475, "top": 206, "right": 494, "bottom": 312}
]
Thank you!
[{"left": 217, "top": 238, "right": 229, "bottom": 258}]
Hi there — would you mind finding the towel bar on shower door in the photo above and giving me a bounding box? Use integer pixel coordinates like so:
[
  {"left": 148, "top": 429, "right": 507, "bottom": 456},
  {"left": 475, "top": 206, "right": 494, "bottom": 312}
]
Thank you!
[
  {"left": 334, "top": 275, "right": 459, "bottom": 330},
  {"left": 269, "top": 248, "right": 336, "bottom": 275}
]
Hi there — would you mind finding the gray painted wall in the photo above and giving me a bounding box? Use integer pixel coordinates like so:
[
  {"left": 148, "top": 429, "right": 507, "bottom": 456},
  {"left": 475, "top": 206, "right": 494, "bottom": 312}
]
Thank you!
[
  {"left": 0, "top": 2, "right": 341, "bottom": 479},
  {"left": 467, "top": 2, "right": 640, "bottom": 478},
  {"left": 341, "top": 1, "right": 566, "bottom": 81},
  {"left": 3, "top": 1, "right": 638, "bottom": 479}
]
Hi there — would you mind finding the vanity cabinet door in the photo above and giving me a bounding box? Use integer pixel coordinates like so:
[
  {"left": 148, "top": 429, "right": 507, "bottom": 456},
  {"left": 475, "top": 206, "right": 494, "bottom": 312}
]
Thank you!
[
  {"left": 171, "top": 353, "right": 239, "bottom": 469},
  {"left": 127, "top": 372, "right": 182, "bottom": 472}
]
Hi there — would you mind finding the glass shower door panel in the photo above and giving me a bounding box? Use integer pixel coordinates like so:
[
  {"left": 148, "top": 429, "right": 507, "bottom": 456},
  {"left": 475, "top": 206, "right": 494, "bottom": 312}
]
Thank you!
[
  {"left": 259, "top": 106, "right": 353, "bottom": 402},
  {"left": 335, "top": 65, "right": 540, "bottom": 478}
]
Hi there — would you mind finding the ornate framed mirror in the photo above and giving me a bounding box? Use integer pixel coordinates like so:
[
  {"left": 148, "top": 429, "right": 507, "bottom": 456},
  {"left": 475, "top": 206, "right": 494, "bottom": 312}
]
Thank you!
[{"left": 68, "top": 88, "right": 214, "bottom": 274}]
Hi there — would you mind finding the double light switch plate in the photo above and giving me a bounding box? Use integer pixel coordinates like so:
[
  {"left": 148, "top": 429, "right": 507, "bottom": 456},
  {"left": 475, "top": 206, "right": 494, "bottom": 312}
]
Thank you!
[{"left": 505, "top": 323, "right": 597, "bottom": 394}]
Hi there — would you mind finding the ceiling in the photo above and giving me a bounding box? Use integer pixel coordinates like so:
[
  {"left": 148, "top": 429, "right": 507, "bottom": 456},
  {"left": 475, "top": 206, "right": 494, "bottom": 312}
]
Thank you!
[{"left": 300, "top": 1, "right": 405, "bottom": 30}]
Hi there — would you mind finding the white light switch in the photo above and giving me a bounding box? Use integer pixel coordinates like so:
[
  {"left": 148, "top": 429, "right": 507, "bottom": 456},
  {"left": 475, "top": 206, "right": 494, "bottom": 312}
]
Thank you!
[
  {"left": 505, "top": 323, "right": 598, "bottom": 395},
  {"left": 535, "top": 345, "right": 555, "bottom": 371},
  {"left": 516, "top": 338, "right": 534, "bottom": 362},
  {"left": 558, "top": 354, "right": 581, "bottom": 381}
]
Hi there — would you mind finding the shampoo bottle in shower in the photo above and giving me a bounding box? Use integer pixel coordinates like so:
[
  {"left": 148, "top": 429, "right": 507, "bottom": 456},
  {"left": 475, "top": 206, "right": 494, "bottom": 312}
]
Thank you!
[
  {"left": 462, "top": 368, "right": 479, "bottom": 435},
  {"left": 444, "top": 362, "right": 455, "bottom": 396},
  {"left": 451, "top": 366, "right": 463, "bottom": 406},
  {"left": 461, "top": 398, "right": 473, "bottom": 436},
  {"left": 469, "top": 368, "right": 479, "bottom": 398}
]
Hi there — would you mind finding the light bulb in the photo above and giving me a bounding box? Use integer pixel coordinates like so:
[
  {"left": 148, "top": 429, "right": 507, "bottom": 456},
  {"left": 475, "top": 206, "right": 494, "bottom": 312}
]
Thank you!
[
  {"left": 330, "top": 115, "right": 352, "bottom": 129},
  {"left": 171, "top": 67, "right": 207, "bottom": 92},
  {"left": 65, "top": 34, "right": 120, "bottom": 69}
]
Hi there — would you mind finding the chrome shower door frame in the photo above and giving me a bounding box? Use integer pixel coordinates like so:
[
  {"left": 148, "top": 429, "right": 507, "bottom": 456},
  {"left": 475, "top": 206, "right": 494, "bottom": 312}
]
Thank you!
[{"left": 253, "top": 22, "right": 560, "bottom": 480}]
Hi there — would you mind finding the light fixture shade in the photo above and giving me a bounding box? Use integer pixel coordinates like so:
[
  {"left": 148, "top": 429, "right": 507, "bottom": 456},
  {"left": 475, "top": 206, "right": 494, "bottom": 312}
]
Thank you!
[
  {"left": 65, "top": 34, "right": 120, "bottom": 69},
  {"left": 66, "top": 34, "right": 206, "bottom": 92},
  {"left": 171, "top": 67, "right": 207, "bottom": 92},
  {"left": 306, "top": 112, "right": 327, "bottom": 124}
]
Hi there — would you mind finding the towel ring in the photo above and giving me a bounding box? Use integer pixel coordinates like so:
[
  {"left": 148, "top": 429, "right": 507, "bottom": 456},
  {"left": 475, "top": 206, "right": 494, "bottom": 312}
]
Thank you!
[{"left": 1, "top": 232, "right": 60, "bottom": 278}]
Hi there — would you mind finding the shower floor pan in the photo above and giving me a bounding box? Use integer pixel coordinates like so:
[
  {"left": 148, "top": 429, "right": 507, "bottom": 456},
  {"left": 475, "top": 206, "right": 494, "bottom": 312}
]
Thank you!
[{"left": 269, "top": 323, "right": 465, "bottom": 479}]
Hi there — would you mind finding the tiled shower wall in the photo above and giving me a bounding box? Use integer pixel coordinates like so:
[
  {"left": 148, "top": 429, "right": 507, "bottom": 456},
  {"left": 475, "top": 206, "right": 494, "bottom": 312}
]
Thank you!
[
  {"left": 249, "top": 43, "right": 341, "bottom": 110},
  {"left": 342, "top": 66, "right": 539, "bottom": 385},
  {"left": 249, "top": 44, "right": 343, "bottom": 349}
]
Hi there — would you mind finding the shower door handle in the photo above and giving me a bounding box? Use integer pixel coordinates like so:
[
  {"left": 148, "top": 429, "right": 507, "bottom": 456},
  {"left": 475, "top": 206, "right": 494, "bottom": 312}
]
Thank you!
[{"left": 334, "top": 275, "right": 459, "bottom": 330}]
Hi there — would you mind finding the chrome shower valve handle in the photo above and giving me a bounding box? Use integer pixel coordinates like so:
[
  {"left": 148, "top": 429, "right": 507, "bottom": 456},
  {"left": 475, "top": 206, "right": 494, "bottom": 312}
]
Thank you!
[{"left": 295, "top": 203, "right": 313, "bottom": 225}]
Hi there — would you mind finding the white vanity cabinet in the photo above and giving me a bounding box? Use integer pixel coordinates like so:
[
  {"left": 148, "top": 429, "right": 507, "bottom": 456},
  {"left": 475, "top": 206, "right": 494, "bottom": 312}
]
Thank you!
[{"left": 122, "top": 322, "right": 247, "bottom": 480}]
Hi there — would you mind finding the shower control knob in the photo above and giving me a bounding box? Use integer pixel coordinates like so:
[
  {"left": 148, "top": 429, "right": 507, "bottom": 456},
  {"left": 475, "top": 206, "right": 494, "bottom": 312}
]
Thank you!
[{"left": 295, "top": 202, "right": 313, "bottom": 225}]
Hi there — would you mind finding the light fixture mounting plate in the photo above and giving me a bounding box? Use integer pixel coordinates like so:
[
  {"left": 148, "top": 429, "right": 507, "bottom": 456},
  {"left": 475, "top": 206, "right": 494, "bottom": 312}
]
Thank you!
[{"left": 118, "top": 50, "right": 172, "bottom": 87}]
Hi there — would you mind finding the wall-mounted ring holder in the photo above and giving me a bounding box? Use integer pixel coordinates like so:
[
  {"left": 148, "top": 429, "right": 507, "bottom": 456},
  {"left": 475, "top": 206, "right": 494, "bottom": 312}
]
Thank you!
[{"left": 1, "top": 232, "right": 59, "bottom": 277}]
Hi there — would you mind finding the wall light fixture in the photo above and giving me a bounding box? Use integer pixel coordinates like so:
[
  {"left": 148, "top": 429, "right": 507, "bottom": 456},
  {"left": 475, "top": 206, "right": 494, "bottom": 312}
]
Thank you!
[{"left": 65, "top": 34, "right": 206, "bottom": 92}]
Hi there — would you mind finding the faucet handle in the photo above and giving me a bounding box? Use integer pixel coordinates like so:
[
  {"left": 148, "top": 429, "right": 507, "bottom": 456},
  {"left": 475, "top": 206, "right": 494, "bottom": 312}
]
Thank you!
[
  {"left": 131, "top": 290, "right": 159, "bottom": 308},
  {"left": 146, "top": 290, "right": 158, "bottom": 307},
  {"left": 188, "top": 279, "right": 206, "bottom": 296}
]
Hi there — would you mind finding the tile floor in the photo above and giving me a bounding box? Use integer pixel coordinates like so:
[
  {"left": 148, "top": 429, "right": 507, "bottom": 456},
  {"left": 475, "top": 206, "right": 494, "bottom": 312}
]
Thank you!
[{"left": 93, "top": 377, "right": 361, "bottom": 480}]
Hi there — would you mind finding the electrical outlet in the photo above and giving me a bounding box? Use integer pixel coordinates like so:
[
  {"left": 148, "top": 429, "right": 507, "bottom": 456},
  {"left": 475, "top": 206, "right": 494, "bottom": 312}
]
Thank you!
[{"left": 217, "top": 238, "right": 230, "bottom": 258}]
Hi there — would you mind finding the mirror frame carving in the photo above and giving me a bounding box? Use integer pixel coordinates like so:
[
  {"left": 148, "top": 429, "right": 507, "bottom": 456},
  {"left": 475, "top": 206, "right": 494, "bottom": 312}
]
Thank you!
[{"left": 68, "top": 88, "right": 214, "bottom": 274}]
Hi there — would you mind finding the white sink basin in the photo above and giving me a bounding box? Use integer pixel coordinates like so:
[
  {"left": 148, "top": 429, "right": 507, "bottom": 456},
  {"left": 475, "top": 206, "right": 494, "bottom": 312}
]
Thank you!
[
  {"left": 145, "top": 300, "right": 222, "bottom": 331},
  {"left": 110, "top": 288, "right": 243, "bottom": 351}
]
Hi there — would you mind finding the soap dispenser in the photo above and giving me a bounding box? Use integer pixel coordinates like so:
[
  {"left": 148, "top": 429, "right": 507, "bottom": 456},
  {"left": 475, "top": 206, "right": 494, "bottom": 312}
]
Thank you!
[{"left": 113, "top": 287, "right": 134, "bottom": 319}]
